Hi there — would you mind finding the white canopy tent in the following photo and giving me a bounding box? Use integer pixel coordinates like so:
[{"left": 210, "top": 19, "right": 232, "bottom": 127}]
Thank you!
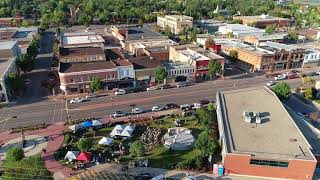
[
  {"left": 98, "top": 137, "right": 113, "bottom": 145},
  {"left": 110, "top": 125, "right": 135, "bottom": 138},
  {"left": 68, "top": 124, "right": 82, "bottom": 131},
  {"left": 64, "top": 151, "right": 80, "bottom": 161},
  {"left": 92, "top": 120, "right": 102, "bottom": 126}
]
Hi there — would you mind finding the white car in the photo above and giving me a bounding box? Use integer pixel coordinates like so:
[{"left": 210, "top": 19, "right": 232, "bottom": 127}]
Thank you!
[
  {"left": 192, "top": 103, "right": 202, "bottom": 110},
  {"left": 273, "top": 75, "right": 285, "bottom": 81},
  {"left": 114, "top": 89, "right": 126, "bottom": 95},
  {"left": 176, "top": 82, "right": 187, "bottom": 88},
  {"left": 266, "top": 81, "right": 276, "bottom": 87},
  {"left": 180, "top": 104, "right": 190, "bottom": 110},
  {"left": 316, "top": 71, "right": 320, "bottom": 75},
  {"left": 113, "top": 111, "right": 127, "bottom": 117},
  {"left": 152, "top": 106, "right": 163, "bottom": 112},
  {"left": 131, "top": 107, "right": 144, "bottom": 114},
  {"left": 85, "top": 93, "right": 96, "bottom": 99},
  {"left": 69, "top": 97, "right": 84, "bottom": 104},
  {"left": 147, "top": 86, "right": 160, "bottom": 91}
]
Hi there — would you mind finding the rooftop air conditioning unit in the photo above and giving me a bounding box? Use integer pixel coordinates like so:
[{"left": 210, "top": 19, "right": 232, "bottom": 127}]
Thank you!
[{"left": 243, "top": 111, "right": 253, "bottom": 123}]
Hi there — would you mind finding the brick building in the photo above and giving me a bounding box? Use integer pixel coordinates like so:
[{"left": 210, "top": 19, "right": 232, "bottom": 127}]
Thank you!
[
  {"left": 233, "top": 14, "right": 290, "bottom": 28},
  {"left": 216, "top": 87, "right": 316, "bottom": 180},
  {"left": 0, "top": 17, "right": 24, "bottom": 28}
]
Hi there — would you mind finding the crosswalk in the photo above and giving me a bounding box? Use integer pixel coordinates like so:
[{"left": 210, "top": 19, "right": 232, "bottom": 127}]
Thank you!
[{"left": 67, "top": 171, "right": 135, "bottom": 180}]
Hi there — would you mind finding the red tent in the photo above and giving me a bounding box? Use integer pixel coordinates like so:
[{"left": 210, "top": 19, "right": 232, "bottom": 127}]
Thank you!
[{"left": 76, "top": 152, "right": 92, "bottom": 161}]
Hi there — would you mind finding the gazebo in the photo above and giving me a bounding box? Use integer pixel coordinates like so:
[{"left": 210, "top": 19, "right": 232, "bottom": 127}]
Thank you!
[
  {"left": 64, "top": 151, "right": 80, "bottom": 161},
  {"left": 98, "top": 137, "right": 113, "bottom": 145},
  {"left": 76, "top": 152, "right": 92, "bottom": 161}
]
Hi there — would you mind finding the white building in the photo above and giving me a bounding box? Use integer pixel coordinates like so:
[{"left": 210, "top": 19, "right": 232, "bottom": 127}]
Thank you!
[
  {"left": 157, "top": 15, "right": 193, "bottom": 35},
  {"left": 0, "top": 41, "right": 21, "bottom": 104},
  {"left": 303, "top": 49, "right": 320, "bottom": 68},
  {"left": 165, "top": 62, "right": 195, "bottom": 78},
  {"left": 218, "top": 24, "right": 265, "bottom": 37}
]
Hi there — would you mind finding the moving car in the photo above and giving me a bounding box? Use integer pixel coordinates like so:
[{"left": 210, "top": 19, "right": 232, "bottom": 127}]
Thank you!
[
  {"left": 147, "top": 86, "right": 160, "bottom": 91},
  {"left": 151, "top": 106, "right": 163, "bottom": 112},
  {"left": 114, "top": 89, "right": 126, "bottom": 95},
  {"left": 266, "top": 81, "right": 276, "bottom": 87},
  {"left": 176, "top": 82, "right": 187, "bottom": 88},
  {"left": 165, "top": 103, "right": 178, "bottom": 109},
  {"left": 113, "top": 111, "right": 127, "bottom": 117},
  {"left": 131, "top": 107, "right": 144, "bottom": 114},
  {"left": 69, "top": 97, "right": 84, "bottom": 104},
  {"left": 85, "top": 93, "right": 96, "bottom": 99}
]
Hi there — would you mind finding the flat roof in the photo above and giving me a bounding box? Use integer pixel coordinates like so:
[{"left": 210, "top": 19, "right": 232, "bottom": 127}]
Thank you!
[
  {"left": 234, "top": 15, "right": 289, "bottom": 21},
  {"left": 0, "top": 58, "right": 14, "bottom": 79},
  {"left": 0, "top": 41, "right": 17, "bottom": 50},
  {"left": 59, "top": 61, "right": 116, "bottom": 73},
  {"left": 61, "top": 33, "right": 104, "bottom": 47},
  {"left": 260, "top": 41, "right": 302, "bottom": 52},
  {"left": 218, "top": 87, "right": 314, "bottom": 161},
  {"left": 128, "top": 56, "right": 163, "bottom": 69},
  {"left": 125, "top": 26, "right": 163, "bottom": 40},
  {"left": 60, "top": 47, "right": 105, "bottom": 57}
]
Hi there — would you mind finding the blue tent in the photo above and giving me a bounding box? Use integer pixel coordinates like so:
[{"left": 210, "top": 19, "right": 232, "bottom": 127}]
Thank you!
[{"left": 82, "top": 121, "right": 93, "bottom": 128}]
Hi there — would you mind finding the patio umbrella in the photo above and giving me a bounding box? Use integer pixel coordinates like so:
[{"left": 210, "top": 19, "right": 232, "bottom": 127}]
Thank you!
[
  {"left": 81, "top": 121, "right": 93, "bottom": 128},
  {"left": 98, "top": 137, "right": 113, "bottom": 145},
  {"left": 91, "top": 120, "right": 102, "bottom": 126},
  {"left": 76, "top": 152, "right": 92, "bottom": 161},
  {"left": 64, "top": 151, "right": 80, "bottom": 161}
]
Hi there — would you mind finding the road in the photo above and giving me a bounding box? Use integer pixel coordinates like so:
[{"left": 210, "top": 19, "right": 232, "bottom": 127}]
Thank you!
[{"left": 0, "top": 74, "right": 314, "bottom": 131}]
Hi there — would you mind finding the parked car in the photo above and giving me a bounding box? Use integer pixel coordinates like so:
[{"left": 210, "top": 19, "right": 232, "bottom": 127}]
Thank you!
[
  {"left": 160, "top": 84, "right": 171, "bottom": 89},
  {"left": 176, "top": 82, "right": 187, "bottom": 88},
  {"left": 307, "top": 72, "right": 318, "bottom": 77},
  {"left": 180, "top": 104, "right": 191, "bottom": 111},
  {"left": 199, "top": 99, "right": 210, "bottom": 105},
  {"left": 316, "top": 71, "right": 320, "bottom": 75},
  {"left": 131, "top": 107, "right": 144, "bottom": 114},
  {"left": 151, "top": 106, "right": 163, "bottom": 112},
  {"left": 273, "top": 75, "right": 285, "bottom": 81},
  {"left": 266, "top": 81, "right": 276, "bottom": 87},
  {"left": 192, "top": 103, "right": 202, "bottom": 110},
  {"left": 114, "top": 89, "right": 126, "bottom": 95},
  {"left": 297, "top": 112, "right": 308, "bottom": 118},
  {"left": 85, "top": 93, "right": 96, "bottom": 99},
  {"left": 70, "top": 97, "right": 84, "bottom": 104},
  {"left": 24, "top": 78, "right": 31, "bottom": 85},
  {"left": 147, "top": 86, "right": 160, "bottom": 91},
  {"left": 165, "top": 103, "right": 178, "bottom": 109},
  {"left": 113, "top": 111, "right": 127, "bottom": 117}
]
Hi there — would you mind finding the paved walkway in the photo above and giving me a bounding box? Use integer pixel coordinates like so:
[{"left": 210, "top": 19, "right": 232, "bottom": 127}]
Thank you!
[{"left": 0, "top": 122, "right": 73, "bottom": 179}]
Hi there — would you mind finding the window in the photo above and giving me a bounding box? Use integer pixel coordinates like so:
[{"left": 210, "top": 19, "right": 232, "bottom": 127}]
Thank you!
[{"left": 250, "top": 159, "right": 288, "bottom": 168}]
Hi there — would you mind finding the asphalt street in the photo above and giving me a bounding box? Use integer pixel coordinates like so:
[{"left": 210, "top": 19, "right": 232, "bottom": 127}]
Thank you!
[{"left": 0, "top": 74, "right": 316, "bottom": 131}]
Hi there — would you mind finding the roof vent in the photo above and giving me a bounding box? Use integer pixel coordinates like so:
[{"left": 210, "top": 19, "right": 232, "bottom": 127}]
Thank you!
[{"left": 243, "top": 111, "right": 263, "bottom": 124}]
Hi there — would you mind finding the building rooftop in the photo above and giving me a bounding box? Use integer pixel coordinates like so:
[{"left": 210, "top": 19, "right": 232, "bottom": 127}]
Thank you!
[
  {"left": 165, "top": 62, "right": 194, "bottom": 70},
  {"left": 61, "top": 32, "right": 104, "bottom": 47},
  {"left": 115, "top": 25, "right": 163, "bottom": 40},
  {"left": 217, "top": 87, "right": 314, "bottom": 161},
  {"left": 113, "top": 59, "right": 132, "bottom": 66},
  {"left": 0, "top": 41, "right": 17, "bottom": 50},
  {"left": 260, "top": 41, "right": 302, "bottom": 52},
  {"left": 59, "top": 61, "right": 116, "bottom": 73},
  {"left": 0, "top": 58, "right": 14, "bottom": 80},
  {"left": 128, "top": 56, "right": 163, "bottom": 69},
  {"left": 105, "top": 48, "right": 124, "bottom": 61},
  {"left": 234, "top": 15, "right": 289, "bottom": 22},
  {"left": 0, "top": 31, "right": 16, "bottom": 40},
  {"left": 180, "top": 48, "right": 209, "bottom": 61},
  {"left": 60, "top": 47, "right": 105, "bottom": 57}
]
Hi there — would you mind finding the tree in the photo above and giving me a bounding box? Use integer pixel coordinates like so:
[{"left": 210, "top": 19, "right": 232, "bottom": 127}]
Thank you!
[
  {"left": 227, "top": 32, "right": 234, "bottom": 38},
  {"left": 5, "top": 147, "right": 24, "bottom": 162},
  {"left": 195, "top": 130, "right": 219, "bottom": 156},
  {"left": 188, "top": 28, "right": 197, "bottom": 42},
  {"left": 196, "top": 108, "right": 212, "bottom": 128},
  {"left": 205, "top": 36, "right": 214, "bottom": 50},
  {"left": 265, "top": 25, "right": 276, "bottom": 34},
  {"left": 208, "top": 60, "right": 221, "bottom": 79},
  {"left": 21, "top": 20, "right": 29, "bottom": 27},
  {"left": 272, "top": 82, "right": 291, "bottom": 100},
  {"left": 89, "top": 76, "right": 103, "bottom": 93},
  {"left": 154, "top": 65, "right": 168, "bottom": 84},
  {"left": 77, "top": 138, "right": 92, "bottom": 152},
  {"left": 207, "top": 103, "right": 215, "bottom": 112},
  {"left": 164, "top": 25, "right": 173, "bottom": 39},
  {"left": 288, "top": 30, "right": 299, "bottom": 41},
  {"left": 305, "top": 87, "right": 314, "bottom": 100},
  {"left": 6, "top": 73, "right": 24, "bottom": 95},
  {"left": 129, "top": 140, "right": 145, "bottom": 157},
  {"left": 229, "top": 49, "right": 238, "bottom": 60},
  {"left": 17, "top": 54, "right": 35, "bottom": 73},
  {"left": 27, "top": 38, "right": 40, "bottom": 58}
]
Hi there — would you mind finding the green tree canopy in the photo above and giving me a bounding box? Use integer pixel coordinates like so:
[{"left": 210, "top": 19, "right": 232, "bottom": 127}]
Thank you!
[
  {"left": 129, "top": 140, "right": 145, "bottom": 157},
  {"left": 6, "top": 73, "right": 24, "bottom": 94},
  {"left": 195, "top": 130, "right": 219, "bottom": 156},
  {"left": 89, "top": 76, "right": 103, "bottom": 93},
  {"left": 196, "top": 108, "right": 212, "bottom": 128},
  {"left": 288, "top": 30, "right": 299, "bottom": 41},
  {"left": 17, "top": 54, "right": 35, "bottom": 73},
  {"left": 164, "top": 25, "right": 173, "bottom": 39},
  {"left": 265, "top": 25, "right": 276, "bottom": 34},
  {"left": 154, "top": 65, "right": 168, "bottom": 83},
  {"left": 272, "top": 82, "right": 291, "bottom": 100},
  {"left": 5, "top": 147, "right": 24, "bottom": 162},
  {"left": 208, "top": 60, "right": 222, "bottom": 78},
  {"left": 207, "top": 102, "right": 216, "bottom": 112},
  {"left": 229, "top": 49, "right": 238, "bottom": 60},
  {"left": 77, "top": 138, "right": 92, "bottom": 152}
]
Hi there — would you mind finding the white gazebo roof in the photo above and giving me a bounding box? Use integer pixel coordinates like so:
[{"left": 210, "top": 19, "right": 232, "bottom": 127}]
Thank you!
[
  {"left": 92, "top": 120, "right": 102, "bottom": 126},
  {"left": 110, "top": 124, "right": 135, "bottom": 137},
  {"left": 98, "top": 137, "right": 113, "bottom": 145},
  {"left": 68, "top": 124, "right": 81, "bottom": 131},
  {"left": 64, "top": 151, "right": 80, "bottom": 160}
]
